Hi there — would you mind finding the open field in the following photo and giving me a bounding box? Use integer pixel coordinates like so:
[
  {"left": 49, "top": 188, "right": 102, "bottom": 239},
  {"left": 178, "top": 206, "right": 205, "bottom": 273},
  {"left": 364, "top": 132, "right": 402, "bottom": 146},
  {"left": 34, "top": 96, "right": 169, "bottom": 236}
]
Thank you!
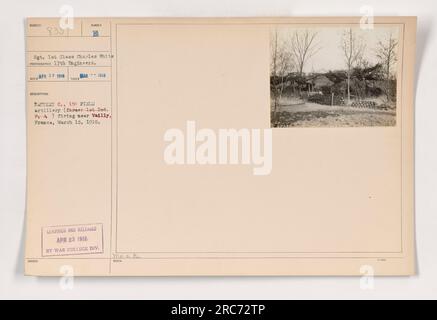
[{"left": 271, "top": 102, "right": 396, "bottom": 127}]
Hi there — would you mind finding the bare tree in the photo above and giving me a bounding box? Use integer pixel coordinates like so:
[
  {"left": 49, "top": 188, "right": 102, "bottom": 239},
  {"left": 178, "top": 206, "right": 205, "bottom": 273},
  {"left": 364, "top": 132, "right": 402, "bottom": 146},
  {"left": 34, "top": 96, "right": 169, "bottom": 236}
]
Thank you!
[
  {"left": 341, "top": 28, "right": 365, "bottom": 105},
  {"left": 271, "top": 29, "right": 294, "bottom": 123},
  {"left": 291, "top": 30, "right": 320, "bottom": 76},
  {"left": 376, "top": 33, "right": 397, "bottom": 102}
]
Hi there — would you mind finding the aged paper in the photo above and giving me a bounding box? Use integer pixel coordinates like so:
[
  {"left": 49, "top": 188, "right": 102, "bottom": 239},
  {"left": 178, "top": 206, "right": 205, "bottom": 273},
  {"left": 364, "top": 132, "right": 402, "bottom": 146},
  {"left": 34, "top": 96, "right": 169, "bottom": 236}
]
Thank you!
[{"left": 25, "top": 17, "right": 416, "bottom": 276}]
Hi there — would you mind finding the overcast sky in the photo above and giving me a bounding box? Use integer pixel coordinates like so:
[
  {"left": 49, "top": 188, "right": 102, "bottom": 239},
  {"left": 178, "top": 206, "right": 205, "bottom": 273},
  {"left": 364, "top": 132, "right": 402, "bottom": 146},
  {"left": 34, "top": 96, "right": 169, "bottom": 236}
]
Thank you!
[{"left": 273, "top": 25, "right": 400, "bottom": 73}]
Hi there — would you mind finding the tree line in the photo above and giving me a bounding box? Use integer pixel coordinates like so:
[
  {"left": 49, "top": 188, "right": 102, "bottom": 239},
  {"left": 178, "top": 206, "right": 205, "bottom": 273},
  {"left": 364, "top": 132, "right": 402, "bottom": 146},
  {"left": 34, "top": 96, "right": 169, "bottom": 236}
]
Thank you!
[{"left": 271, "top": 28, "right": 398, "bottom": 114}]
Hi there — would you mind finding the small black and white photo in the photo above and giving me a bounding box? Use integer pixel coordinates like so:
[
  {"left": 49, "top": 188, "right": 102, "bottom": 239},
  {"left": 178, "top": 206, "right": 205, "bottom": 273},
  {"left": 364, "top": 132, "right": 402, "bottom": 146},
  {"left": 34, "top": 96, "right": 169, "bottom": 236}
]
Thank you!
[{"left": 270, "top": 26, "right": 399, "bottom": 127}]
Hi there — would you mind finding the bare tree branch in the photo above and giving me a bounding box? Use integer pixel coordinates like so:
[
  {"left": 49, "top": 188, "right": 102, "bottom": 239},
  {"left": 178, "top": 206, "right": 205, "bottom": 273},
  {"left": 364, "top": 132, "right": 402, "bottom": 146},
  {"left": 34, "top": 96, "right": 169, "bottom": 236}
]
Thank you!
[
  {"left": 341, "top": 28, "right": 366, "bottom": 105},
  {"left": 291, "top": 30, "right": 320, "bottom": 76},
  {"left": 376, "top": 33, "right": 397, "bottom": 102}
]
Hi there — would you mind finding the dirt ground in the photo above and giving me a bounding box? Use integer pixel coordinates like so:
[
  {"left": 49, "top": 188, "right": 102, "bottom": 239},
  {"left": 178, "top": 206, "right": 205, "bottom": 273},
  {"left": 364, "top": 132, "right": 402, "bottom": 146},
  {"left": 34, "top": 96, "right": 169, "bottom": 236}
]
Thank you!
[{"left": 271, "top": 102, "right": 396, "bottom": 127}]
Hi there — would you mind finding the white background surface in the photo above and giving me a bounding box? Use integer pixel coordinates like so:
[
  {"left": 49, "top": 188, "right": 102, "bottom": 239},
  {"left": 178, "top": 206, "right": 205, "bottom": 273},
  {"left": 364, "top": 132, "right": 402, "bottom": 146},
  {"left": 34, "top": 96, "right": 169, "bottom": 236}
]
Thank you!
[{"left": 0, "top": 0, "right": 436, "bottom": 300}]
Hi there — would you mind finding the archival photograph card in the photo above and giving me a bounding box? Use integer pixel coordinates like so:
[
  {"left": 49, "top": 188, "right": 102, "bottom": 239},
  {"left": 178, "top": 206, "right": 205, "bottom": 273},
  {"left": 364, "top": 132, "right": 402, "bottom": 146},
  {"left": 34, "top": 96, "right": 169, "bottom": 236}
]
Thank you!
[{"left": 25, "top": 17, "right": 416, "bottom": 276}]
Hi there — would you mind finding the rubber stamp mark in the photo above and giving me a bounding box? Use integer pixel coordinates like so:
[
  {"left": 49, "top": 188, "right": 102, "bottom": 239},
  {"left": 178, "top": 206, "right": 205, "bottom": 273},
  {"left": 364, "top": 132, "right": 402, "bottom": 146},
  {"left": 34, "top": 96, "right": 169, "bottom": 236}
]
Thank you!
[{"left": 41, "top": 223, "right": 104, "bottom": 257}]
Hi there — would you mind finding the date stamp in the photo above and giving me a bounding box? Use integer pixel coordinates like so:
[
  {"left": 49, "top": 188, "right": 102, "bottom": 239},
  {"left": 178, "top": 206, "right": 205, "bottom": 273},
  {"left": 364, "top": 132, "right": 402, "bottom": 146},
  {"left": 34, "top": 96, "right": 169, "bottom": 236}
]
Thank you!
[{"left": 42, "top": 223, "right": 103, "bottom": 257}]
